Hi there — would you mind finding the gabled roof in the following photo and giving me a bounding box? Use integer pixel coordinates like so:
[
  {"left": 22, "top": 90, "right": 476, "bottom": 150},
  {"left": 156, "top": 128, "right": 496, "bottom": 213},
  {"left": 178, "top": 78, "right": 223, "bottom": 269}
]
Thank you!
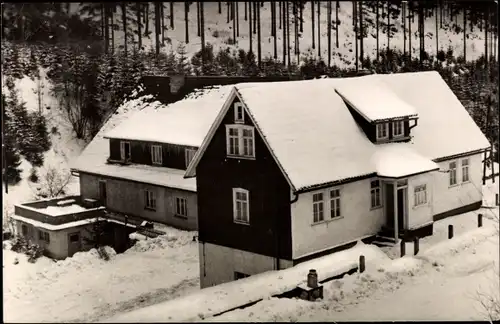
[
  {"left": 104, "top": 85, "right": 234, "bottom": 147},
  {"left": 334, "top": 76, "right": 418, "bottom": 122},
  {"left": 185, "top": 71, "right": 490, "bottom": 193}
]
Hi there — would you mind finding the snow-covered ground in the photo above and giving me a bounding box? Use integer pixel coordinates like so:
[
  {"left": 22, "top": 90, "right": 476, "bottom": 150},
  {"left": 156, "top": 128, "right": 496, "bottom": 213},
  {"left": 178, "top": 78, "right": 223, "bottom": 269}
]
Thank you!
[
  {"left": 98, "top": 2, "right": 490, "bottom": 67},
  {"left": 2, "top": 227, "right": 200, "bottom": 323}
]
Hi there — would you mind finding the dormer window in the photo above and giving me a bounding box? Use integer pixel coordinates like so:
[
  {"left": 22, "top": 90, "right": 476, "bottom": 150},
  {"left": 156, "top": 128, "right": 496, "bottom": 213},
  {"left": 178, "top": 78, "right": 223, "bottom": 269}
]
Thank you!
[
  {"left": 392, "top": 120, "right": 404, "bottom": 137},
  {"left": 376, "top": 123, "right": 389, "bottom": 140},
  {"left": 234, "top": 102, "right": 244, "bottom": 123}
]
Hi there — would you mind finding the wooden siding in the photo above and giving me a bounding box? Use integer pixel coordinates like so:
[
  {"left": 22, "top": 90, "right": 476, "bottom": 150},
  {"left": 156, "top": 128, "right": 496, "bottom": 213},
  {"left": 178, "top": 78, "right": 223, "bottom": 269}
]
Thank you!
[
  {"left": 196, "top": 96, "right": 293, "bottom": 261},
  {"left": 79, "top": 172, "right": 198, "bottom": 230},
  {"left": 109, "top": 138, "right": 197, "bottom": 170}
]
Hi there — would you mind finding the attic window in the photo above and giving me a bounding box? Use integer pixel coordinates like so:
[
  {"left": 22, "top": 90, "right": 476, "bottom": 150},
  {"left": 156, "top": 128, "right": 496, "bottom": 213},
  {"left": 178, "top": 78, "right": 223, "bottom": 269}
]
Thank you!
[
  {"left": 234, "top": 103, "right": 244, "bottom": 123},
  {"left": 376, "top": 123, "right": 389, "bottom": 140},
  {"left": 226, "top": 125, "right": 255, "bottom": 159}
]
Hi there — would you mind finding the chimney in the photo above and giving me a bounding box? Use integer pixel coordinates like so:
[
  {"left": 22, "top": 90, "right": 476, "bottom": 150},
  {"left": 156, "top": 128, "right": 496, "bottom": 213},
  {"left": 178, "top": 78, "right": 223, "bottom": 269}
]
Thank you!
[{"left": 307, "top": 269, "right": 318, "bottom": 288}]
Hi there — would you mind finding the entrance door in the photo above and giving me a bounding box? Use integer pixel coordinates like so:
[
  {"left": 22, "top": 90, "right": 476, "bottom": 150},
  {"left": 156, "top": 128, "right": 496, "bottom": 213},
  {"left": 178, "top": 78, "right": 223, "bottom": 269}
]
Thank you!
[
  {"left": 98, "top": 180, "right": 107, "bottom": 205},
  {"left": 397, "top": 188, "right": 406, "bottom": 231},
  {"left": 385, "top": 182, "right": 395, "bottom": 229},
  {"left": 68, "top": 232, "right": 82, "bottom": 257}
]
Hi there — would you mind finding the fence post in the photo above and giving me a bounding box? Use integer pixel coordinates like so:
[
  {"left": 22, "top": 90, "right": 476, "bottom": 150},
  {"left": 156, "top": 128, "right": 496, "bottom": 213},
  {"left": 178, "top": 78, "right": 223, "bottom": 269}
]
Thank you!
[
  {"left": 478, "top": 214, "right": 483, "bottom": 228},
  {"left": 400, "top": 239, "right": 406, "bottom": 257},
  {"left": 359, "top": 255, "right": 365, "bottom": 273},
  {"left": 413, "top": 237, "right": 419, "bottom": 255},
  {"left": 448, "top": 225, "right": 454, "bottom": 239}
]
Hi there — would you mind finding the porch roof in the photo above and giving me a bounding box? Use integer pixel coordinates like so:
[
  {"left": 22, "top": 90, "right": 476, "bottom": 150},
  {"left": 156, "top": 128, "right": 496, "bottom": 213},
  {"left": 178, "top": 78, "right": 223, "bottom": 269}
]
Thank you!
[{"left": 372, "top": 144, "right": 439, "bottom": 178}]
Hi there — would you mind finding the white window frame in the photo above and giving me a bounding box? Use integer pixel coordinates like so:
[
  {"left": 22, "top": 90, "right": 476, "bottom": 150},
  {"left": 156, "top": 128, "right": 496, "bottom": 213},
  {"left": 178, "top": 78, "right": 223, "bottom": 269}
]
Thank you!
[
  {"left": 234, "top": 102, "right": 245, "bottom": 123},
  {"left": 392, "top": 120, "right": 404, "bottom": 137},
  {"left": 461, "top": 158, "right": 470, "bottom": 183},
  {"left": 414, "top": 184, "right": 428, "bottom": 206},
  {"left": 175, "top": 197, "right": 188, "bottom": 218},
  {"left": 151, "top": 145, "right": 162, "bottom": 165},
  {"left": 233, "top": 188, "right": 250, "bottom": 224},
  {"left": 370, "top": 180, "right": 382, "bottom": 209},
  {"left": 144, "top": 189, "right": 157, "bottom": 210},
  {"left": 449, "top": 161, "right": 457, "bottom": 186},
  {"left": 226, "top": 125, "right": 255, "bottom": 159},
  {"left": 120, "top": 141, "right": 131, "bottom": 161},
  {"left": 376, "top": 123, "right": 389, "bottom": 140},
  {"left": 185, "top": 148, "right": 197, "bottom": 168},
  {"left": 312, "top": 193, "right": 324, "bottom": 223},
  {"left": 330, "top": 188, "right": 341, "bottom": 219}
]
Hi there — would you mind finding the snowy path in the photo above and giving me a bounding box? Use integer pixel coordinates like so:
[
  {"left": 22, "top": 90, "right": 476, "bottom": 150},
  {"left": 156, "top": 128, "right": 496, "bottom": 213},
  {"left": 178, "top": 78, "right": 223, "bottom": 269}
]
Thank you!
[{"left": 3, "top": 235, "right": 200, "bottom": 323}]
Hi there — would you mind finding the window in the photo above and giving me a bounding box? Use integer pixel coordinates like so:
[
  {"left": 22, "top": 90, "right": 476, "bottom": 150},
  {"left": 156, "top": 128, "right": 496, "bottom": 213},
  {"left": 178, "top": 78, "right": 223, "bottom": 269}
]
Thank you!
[
  {"left": 233, "top": 188, "right": 250, "bottom": 224},
  {"left": 234, "top": 271, "right": 250, "bottom": 280},
  {"left": 330, "top": 189, "right": 341, "bottom": 219},
  {"left": 185, "top": 148, "right": 196, "bottom": 168},
  {"left": 414, "top": 184, "right": 427, "bottom": 206},
  {"left": 226, "top": 125, "right": 255, "bottom": 158},
  {"left": 312, "top": 193, "right": 324, "bottom": 223},
  {"left": 144, "top": 189, "right": 157, "bottom": 210},
  {"left": 370, "top": 180, "right": 382, "bottom": 208},
  {"left": 69, "top": 233, "right": 80, "bottom": 243},
  {"left": 38, "top": 230, "right": 50, "bottom": 243},
  {"left": 151, "top": 145, "right": 162, "bottom": 165},
  {"left": 175, "top": 197, "right": 188, "bottom": 218},
  {"left": 242, "top": 128, "right": 254, "bottom": 156},
  {"left": 461, "top": 159, "right": 470, "bottom": 182},
  {"left": 449, "top": 161, "right": 457, "bottom": 186},
  {"left": 234, "top": 103, "right": 244, "bottom": 123},
  {"left": 22, "top": 224, "right": 28, "bottom": 236},
  {"left": 392, "top": 121, "right": 404, "bottom": 137},
  {"left": 120, "top": 141, "right": 131, "bottom": 161},
  {"left": 376, "top": 123, "right": 389, "bottom": 140}
]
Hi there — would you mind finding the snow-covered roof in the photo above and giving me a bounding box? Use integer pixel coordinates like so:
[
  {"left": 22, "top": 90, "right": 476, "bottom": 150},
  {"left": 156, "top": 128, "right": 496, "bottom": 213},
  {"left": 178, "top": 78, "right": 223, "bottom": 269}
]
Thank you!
[
  {"left": 186, "top": 71, "right": 490, "bottom": 192},
  {"left": 104, "top": 85, "right": 234, "bottom": 147},
  {"left": 334, "top": 76, "right": 418, "bottom": 122},
  {"left": 371, "top": 144, "right": 439, "bottom": 178},
  {"left": 71, "top": 95, "right": 197, "bottom": 192}
]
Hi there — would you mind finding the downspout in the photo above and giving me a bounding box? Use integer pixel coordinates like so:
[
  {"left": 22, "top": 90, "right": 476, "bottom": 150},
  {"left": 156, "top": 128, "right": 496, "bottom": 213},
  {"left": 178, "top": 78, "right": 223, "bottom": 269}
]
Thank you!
[
  {"left": 409, "top": 118, "right": 418, "bottom": 131},
  {"left": 276, "top": 191, "right": 300, "bottom": 270}
]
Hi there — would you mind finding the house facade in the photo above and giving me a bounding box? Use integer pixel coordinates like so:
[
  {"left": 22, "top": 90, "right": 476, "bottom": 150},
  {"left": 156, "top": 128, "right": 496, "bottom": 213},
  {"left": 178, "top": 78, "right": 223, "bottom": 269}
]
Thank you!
[
  {"left": 77, "top": 138, "right": 199, "bottom": 230},
  {"left": 185, "top": 71, "right": 490, "bottom": 288}
]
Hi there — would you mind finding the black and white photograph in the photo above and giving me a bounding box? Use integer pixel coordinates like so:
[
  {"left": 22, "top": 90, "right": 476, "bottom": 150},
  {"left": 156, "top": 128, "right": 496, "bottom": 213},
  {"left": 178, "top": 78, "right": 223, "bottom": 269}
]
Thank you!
[{"left": 1, "top": 1, "right": 499, "bottom": 322}]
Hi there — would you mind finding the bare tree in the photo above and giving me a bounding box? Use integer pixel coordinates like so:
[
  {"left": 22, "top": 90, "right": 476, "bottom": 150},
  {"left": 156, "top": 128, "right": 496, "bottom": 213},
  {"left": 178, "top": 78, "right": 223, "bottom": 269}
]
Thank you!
[
  {"left": 312, "top": 1, "right": 315, "bottom": 49},
  {"left": 376, "top": 0, "right": 380, "bottom": 59},
  {"left": 257, "top": 1, "right": 262, "bottom": 67},
  {"left": 170, "top": 1, "right": 174, "bottom": 29},
  {"left": 136, "top": 2, "right": 142, "bottom": 49},
  {"left": 318, "top": 1, "right": 321, "bottom": 58},
  {"left": 30, "top": 165, "right": 72, "bottom": 199},
  {"left": 249, "top": 1, "right": 253, "bottom": 53},
  {"left": 327, "top": 1, "right": 331, "bottom": 67},
  {"left": 184, "top": 2, "right": 189, "bottom": 43}
]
